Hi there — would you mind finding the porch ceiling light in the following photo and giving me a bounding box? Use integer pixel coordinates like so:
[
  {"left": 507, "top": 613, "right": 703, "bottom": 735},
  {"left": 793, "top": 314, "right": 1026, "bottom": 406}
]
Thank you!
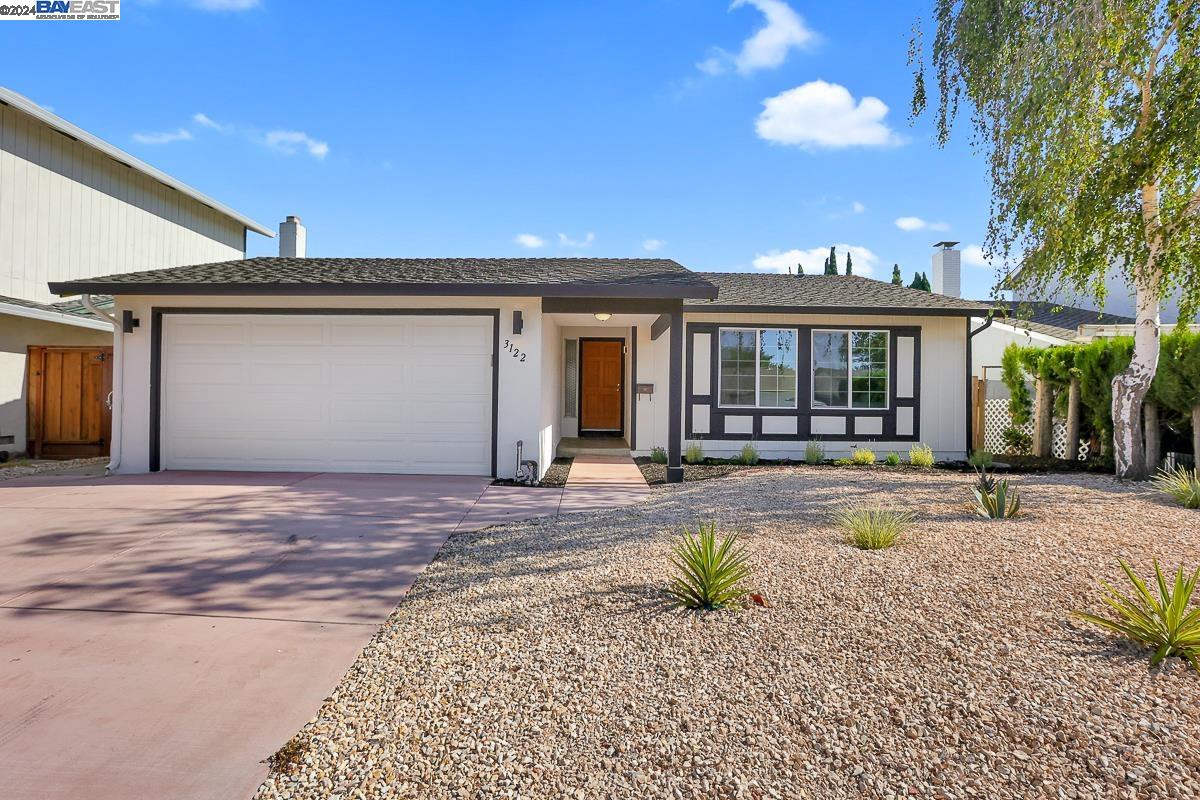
[{"left": 594, "top": 312, "right": 612, "bottom": 322}]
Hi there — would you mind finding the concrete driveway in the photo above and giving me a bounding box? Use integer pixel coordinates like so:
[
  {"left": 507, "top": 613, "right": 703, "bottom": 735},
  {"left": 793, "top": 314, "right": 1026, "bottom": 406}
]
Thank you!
[{"left": 0, "top": 470, "right": 563, "bottom": 800}]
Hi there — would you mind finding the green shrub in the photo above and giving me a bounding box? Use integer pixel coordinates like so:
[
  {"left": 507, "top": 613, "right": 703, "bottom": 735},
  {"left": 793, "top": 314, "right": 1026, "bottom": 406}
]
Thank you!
[
  {"left": 968, "top": 450, "right": 994, "bottom": 469},
  {"left": 885, "top": 452, "right": 901, "bottom": 467},
  {"left": 908, "top": 443, "right": 935, "bottom": 468},
  {"left": 851, "top": 447, "right": 876, "bottom": 465},
  {"left": 835, "top": 507, "right": 914, "bottom": 550},
  {"left": 1001, "top": 426, "right": 1033, "bottom": 455},
  {"left": 684, "top": 442, "right": 705, "bottom": 464},
  {"left": 1074, "top": 559, "right": 1200, "bottom": 674},
  {"left": 972, "top": 478, "right": 1022, "bottom": 519},
  {"left": 1151, "top": 467, "right": 1200, "bottom": 509},
  {"left": 650, "top": 446, "right": 668, "bottom": 464},
  {"left": 738, "top": 442, "right": 760, "bottom": 466},
  {"left": 666, "top": 521, "right": 752, "bottom": 610},
  {"left": 833, "top": 457, "right": 854, "bottom": 466},
  {"left": 805, "top": 439, "right": 825, "bottom": 465}
]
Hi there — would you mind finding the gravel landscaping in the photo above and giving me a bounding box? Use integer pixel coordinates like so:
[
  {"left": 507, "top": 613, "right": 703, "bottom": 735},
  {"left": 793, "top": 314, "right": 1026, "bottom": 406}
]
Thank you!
[
  {"left": 0, "top": 456, "right": 107, "bottom": 481},
  {"left": 256, "top": 468, "right": 1200, "bottom": 800}
]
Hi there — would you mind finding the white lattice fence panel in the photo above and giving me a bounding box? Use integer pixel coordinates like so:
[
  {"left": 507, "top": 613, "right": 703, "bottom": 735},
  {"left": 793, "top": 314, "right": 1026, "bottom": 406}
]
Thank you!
[{"left": 983, "top": 398, "right": 1089, "bottom": 460}]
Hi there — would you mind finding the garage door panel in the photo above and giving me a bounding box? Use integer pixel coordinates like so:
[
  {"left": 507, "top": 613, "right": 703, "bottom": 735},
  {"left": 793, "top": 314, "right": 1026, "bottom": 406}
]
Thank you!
[
  {"left": 251, "top": 322, "right": 326, "bottom": 346},
  {"left": 163, "top": 314, "right": 493, "bottom": 475}
]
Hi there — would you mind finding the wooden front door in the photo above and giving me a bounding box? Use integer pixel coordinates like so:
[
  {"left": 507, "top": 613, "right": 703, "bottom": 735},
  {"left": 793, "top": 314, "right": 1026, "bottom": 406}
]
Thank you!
[
  {"left": 580, "top": 339, "right": 624, "bottom": 432},
  {"left": 27, "top": 346, "right": 113, "bottom": 458}
]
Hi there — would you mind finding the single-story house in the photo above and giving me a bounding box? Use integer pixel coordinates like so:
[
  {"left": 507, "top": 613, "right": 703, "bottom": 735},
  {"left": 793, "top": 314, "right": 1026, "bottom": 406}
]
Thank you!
[{"left": 48, "top": 256, "right": 990, "bottom": 482}]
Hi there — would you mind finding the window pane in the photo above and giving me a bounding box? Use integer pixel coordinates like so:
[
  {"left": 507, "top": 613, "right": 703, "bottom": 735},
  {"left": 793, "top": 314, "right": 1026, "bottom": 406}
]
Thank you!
[
  {"left": 719, "top": 330, "right": 756, "bottom": 405},
  {"left": 850, "top": 331, "right": 888, "bottom": 408},
  {"left": 812, "top": 331, "right": 849, "bottom": 407},
  {"left": 758, "top": 329, "right": 797, "bottom": 407}
]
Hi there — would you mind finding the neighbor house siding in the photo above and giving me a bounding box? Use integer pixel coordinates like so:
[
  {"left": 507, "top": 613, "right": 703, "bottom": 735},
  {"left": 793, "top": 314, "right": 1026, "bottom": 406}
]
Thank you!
[
  {"left": 112, "top": 294, "right": 546, "bottom": 479},
  {"left": 0, "top": 103, "right": 244, "bottom": 303}
]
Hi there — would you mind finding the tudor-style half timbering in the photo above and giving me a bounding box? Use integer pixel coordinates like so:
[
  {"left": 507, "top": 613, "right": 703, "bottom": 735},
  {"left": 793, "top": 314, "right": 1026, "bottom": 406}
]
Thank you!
[{"left": 685, "top": 320, "right": 923, "bottom": 444}]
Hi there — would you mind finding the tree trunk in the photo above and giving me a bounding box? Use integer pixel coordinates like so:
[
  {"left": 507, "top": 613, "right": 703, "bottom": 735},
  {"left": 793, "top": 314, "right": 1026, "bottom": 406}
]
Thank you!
[
  {"left": 1193, "top": 406, "right": 1200, "bottom": 465},
  {"left": 1144, "top": 401, "right": 1160, "bottom": 474},
  {"left": 1111, "top": 278, "right": 1161, "bottom": 480},
  {"left": 1065, "top": 378, "right": 1081, "bottom": 461},
  {"left": 1033, "top": 378, "right": 1053, "bottom": 459}
]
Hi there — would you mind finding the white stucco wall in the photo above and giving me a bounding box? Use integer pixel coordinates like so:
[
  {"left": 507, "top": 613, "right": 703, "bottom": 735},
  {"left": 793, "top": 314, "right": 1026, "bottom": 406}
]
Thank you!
[
  {"left": 538, "top": 315, "right": 561, "bottom": 476},
  {"left": 970, "top": 319, "right": 1064, "bottom": 380},
  {"left": 638, "top": 312, "right": 971, "bottom": 460},
  {"left": 0, "top": 314, "right": 112, "bottom": 456},
  {"left": 112, "top": 294, "right": 544, "bottom": 478}
]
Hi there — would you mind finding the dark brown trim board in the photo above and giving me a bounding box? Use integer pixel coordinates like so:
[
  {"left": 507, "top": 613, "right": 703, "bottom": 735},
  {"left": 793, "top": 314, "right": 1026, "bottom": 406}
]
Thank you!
[
  {"left": 685, "top": 321, "right": 923, "bottom": 444},
  {"left": 148, "top": 307, "right": 502, "bottom": 476}
]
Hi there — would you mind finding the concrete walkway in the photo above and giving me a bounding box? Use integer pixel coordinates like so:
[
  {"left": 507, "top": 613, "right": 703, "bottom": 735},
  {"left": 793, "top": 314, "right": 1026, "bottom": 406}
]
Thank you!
[{"left": 456, "top": 454, "right": 651, "bottom": 529}]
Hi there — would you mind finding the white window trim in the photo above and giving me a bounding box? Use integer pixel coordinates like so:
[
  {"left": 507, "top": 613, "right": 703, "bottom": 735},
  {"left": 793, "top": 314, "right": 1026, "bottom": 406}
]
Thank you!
[
  {"left": 810, "top": 329, "right": 891, "bottom": 411},
  {"left": 716, "top": 327, "right": 799, "bottom": 410}
]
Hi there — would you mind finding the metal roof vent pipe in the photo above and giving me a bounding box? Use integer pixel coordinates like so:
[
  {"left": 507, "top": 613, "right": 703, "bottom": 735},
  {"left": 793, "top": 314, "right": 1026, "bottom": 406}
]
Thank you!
[
  {"left": 931, "top": 241, "right": 961, "bottom": 297},
  {"left": 279, "top": 215, "right": 307, "bottom": 258}
]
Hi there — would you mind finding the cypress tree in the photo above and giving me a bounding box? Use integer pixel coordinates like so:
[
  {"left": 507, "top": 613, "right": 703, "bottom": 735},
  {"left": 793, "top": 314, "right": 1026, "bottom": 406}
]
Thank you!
[
  {"left": 891, "top": 264, "right": 902, "bottom": 285},
  {"left": 823, "top": 246, "right": 838, "bottom": 275},
  {"left": 845, "top": 251, "right": 853, "bottom": 275}
]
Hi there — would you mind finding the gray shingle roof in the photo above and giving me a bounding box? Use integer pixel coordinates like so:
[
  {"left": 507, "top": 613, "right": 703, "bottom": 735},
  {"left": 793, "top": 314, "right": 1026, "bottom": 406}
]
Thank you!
[
  {"left": 686, "top": 273, "right": 994, "bottom": 316},
  {"left": 47, "top": 258, "right": 717, "bottom": 299},
  {"left": 985, "top": 300, "right": 1135, "bottom": 340}
]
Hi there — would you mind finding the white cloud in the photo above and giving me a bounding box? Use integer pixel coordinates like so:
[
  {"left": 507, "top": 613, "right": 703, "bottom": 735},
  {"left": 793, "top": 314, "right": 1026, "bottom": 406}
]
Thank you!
[
  {"left": 192, "top": 112, "right": 229, "bottom": 132},
  {"left": 962, "top": 243, "right": 1012, "bottom": 270},
  {"left": 132, "top": 128, "right": 193, "bottom": 145},
  {"left": 514, "top": 233, "right": 546, "bottom": 249},
  {"left": 894, "top": 216, "right": 949, "bottom": 232},
  {"left": 264, "top": 130, "right": 329, "bottom": 159},
  {"left": 642, "top": 239, "right": 666, "bottom": 252},
  {"left": 852, "top": 201, "right": 866, "bottom": 214},
  {"left": 557, "top": 232, "right": 595, "bottom": 248},
  {"left": 700, "top": 0, "right": 816, "bottom": 76},
  {"left": 755, "top": 81, "right": 902, "bottom": 150},
  {"left": 752, "top": 244, "right": 878, "bottom": 277},
  {"left": 191, "top": 0, "right": 260, "bottom": 9}
]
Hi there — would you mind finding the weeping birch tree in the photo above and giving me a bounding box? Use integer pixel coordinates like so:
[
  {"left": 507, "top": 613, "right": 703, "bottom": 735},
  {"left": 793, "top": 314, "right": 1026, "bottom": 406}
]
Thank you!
[{"left": 910, "top": 0, "right": 1200, "bottom": 479}]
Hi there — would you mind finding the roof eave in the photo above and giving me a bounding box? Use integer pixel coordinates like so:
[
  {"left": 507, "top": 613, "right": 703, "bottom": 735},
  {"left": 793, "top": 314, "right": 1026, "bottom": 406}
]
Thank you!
[
  {"left": 0, "top": 300, "right": 113, "bottom": 330},
  {"left": 684, "top": 303, "right": 990, "bottom": 317},
  {"left": 0, "top": 87, "right": 274, "bottom": 238},
  {"left": 48, "top": 281, "right": 721, "bottom": 300}
]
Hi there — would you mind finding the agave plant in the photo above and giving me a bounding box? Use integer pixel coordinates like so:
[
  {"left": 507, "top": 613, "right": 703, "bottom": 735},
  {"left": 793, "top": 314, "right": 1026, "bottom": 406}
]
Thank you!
[
  {"left": 666, "top": 522, "right": 752, "bottom": 609},
  {"left": 972, "top": 463, "right": 997, "bottom": 495},
  {"left": 972, "top": 478, "right": 1021, "bottom": 519},
  {"left": 1073, "top": 560, "right": 1200, "bottom": 674},
  {"left": 834, "top": 507, "right": 914, "bottom": 550},
  {"left": 1151, "top": 467, "right": 1200, "bottom": 510}
]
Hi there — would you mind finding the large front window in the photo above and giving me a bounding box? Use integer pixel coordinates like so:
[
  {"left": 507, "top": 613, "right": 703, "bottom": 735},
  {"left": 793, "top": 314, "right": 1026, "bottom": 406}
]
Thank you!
[
  {"left": 719, "top": 328, "right": 797, "bottom": 408},
  {"left": 811, "top": 330, "right": 889, "bottom": 409}
]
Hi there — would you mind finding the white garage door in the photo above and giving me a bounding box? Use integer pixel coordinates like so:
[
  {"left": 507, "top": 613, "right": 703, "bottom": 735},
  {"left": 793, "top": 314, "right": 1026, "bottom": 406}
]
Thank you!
[{"left": 161, "top": 313, "right": 493, "bottom": 475}]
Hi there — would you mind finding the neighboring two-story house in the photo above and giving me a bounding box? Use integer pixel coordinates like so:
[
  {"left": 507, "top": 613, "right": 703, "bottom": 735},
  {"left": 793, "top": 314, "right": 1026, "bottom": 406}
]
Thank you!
[{"left": 0, "top": 87, "right": 272, "bottom": 460}]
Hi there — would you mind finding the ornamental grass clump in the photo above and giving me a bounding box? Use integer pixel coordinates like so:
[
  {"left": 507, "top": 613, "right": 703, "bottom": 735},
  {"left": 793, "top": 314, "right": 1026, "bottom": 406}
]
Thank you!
[
  {"left": 684, "top": 442, "right": 705, "bottom": 464},
  {"left": 650, "top": 446, "right": 667, "bottom": 464},
  {"left": 909, "top": 443, "right": 935, "bottom": 468},
  {"left": 885, "top": 452, "right": 902, "bottom": 466},
  {"left": 1151, "top": 467, "right": 1200, "bottom": 509},
  {"left": 835, "top": 507, "right": 914, "bottom": 550},
  {"left": 666, "top": 522, "right": 752, "bottom": 610},
  {"left": 805, "top": 439, "right": 825, "bottom": 465},
  {"left": 851, "top": 447, "right": 876, "bottom": 465},
  {"left": 739, "top": 442, "right": 760, "bottom": 466},
  {"left": 1074, "top": 560, "right": 1200, "bottom": 674}
]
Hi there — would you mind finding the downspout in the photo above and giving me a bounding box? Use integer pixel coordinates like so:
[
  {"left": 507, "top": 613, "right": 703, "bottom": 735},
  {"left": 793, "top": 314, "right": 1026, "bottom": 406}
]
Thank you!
[
  {"left": 82, "top": 294, "right": 122, "bottom": 475},
  {"left": 965, "top": 313, "right": 997, "bottom": 456}
]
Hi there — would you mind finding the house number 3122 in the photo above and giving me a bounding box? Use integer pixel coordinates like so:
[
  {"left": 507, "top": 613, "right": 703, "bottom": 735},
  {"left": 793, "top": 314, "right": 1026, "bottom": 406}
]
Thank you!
[{"left": 502, "top": 339, "right": 527, "bottom": 362}]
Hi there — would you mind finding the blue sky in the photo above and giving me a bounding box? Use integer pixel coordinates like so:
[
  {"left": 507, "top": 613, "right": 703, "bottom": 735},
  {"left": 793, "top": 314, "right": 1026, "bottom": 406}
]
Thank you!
[{"left": 2, "top": 0, "right": 1003, "bottom": 297}]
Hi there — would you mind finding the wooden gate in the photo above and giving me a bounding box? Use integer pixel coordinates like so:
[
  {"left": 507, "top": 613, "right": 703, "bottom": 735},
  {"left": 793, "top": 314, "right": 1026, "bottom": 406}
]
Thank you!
[{"left": 26, "top": 346, "right": 113, "bottom": 458}]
